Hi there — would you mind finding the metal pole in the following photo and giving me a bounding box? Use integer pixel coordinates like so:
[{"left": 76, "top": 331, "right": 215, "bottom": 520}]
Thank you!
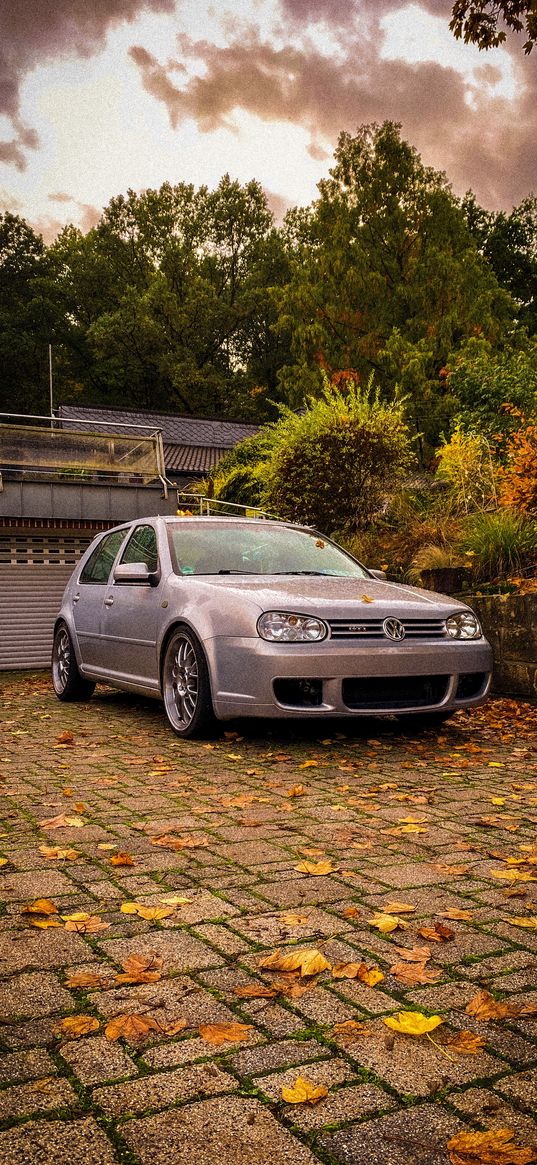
[{"left": 48, "top": 345, "right": 53, "bottom": 427}]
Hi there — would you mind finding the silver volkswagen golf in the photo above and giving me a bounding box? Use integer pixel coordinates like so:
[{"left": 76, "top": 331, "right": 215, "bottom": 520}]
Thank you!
[{"left": 52, "top": 516, "right": 492, "bottom": 737}]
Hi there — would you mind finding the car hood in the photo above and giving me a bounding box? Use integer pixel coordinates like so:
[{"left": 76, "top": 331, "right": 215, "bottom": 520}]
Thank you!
[{"left": 183, "top": 575, "right": 471, "bottom": 618}]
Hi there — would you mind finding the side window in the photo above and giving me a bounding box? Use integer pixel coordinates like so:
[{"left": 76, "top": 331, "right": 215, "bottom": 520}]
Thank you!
[
  {"left": 80, "top": 530, "right": 128, "bottom": 585},
  {"left": 120, "top": 525, "right": 158, "bottom": 573}
]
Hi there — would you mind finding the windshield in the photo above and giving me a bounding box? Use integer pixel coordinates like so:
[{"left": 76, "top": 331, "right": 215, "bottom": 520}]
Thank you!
[{"left": 167, "top": 522, "right": 369, "bottom": 578}]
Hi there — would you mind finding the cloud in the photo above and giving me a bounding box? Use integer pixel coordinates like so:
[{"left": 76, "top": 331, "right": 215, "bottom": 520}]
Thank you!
[
  {"left": 47, "top": 191, "right": 101, "bottom": 234},
  {"left": 0, "top": 0, "right": 174, "bottom": 168},
  {"left": 129, "top": 21, "right": 536, "bottom": 209}
]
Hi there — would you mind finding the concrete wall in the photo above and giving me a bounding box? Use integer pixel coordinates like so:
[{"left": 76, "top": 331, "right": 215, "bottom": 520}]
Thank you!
[{"left": 467, "top": 593, "right": 537, "bottom": 699}]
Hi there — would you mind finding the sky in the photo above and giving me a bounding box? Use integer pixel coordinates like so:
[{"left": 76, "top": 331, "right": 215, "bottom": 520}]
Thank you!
[{"left": 0, "top": 0, "right": 535, "bottom": 241}]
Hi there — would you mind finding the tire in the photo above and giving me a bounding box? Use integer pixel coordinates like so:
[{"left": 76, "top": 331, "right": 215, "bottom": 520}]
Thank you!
[
  {"left": 51, "top": 623, "right": 96, "bottom": 702},
  {"left": 396, "top": 710, "right": 455, "bottom": 730},
  {"left": 161, "top": 627, "right": 217, "bottom": 739}
]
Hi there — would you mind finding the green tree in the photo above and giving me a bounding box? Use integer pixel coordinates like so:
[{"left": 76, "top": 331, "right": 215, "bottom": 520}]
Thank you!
[
  {"left": 462, "top": 193, "right": 537, "bottom": 335},
  {"left": 276, "top": 123, "right": 513, "bottom": 457},
  {"left": 447, "top": 335, "right": 537, "bottom": 440},
  {"left": 450, "top": 1, "right": 537, "bottom": 52}
]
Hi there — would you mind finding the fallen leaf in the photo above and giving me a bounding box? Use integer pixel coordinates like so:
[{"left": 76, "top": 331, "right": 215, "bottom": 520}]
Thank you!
[
  {"left": 447, "top": 1030, "right": 486, "bottom": 1055},
  {"left": 294, "top": 860, "right": 335, "bottom": 876},
  {"left": 105, "top": 1013, "right": 162, "bottom": 1043},
  {"left": 0, "top": 857, "right": 8, "bottom": 868},
  {"left": 56, "top": 731, "right": 75, "bottom": 744},
  {"left": 342, "top": 906, "right": 361, "bottom": 919},
  {"left": 492, "top": 869, "right": 537, "bottom": 883},
  {"left": 158, "top": 894, "right": 192, "bottom": 906},
  {"left": 331, "top": 1020, "right": 374, "bottom": 1043},
  {"left": 280, "top": 912, "right": 311, "bottom": 925},
  {"left": 447, "top": 1127, "right": 535, "bottom": 1165},
  {"left": 150, "top": 833, "right": 208, "bottom": 851},
  {"left": 505, "top": 916, "right": 537, "bottom": 928},
  {"left": 62, "top": 913, "right": 110, "bottom": 934},
  {"left": 440, "top": 909, "right": 474, "bottom": 921},
  {"left": 331, "top": 962, "right": 363, "bottom": 979},
  {"left": 465, "top": 990, "right": 514, "bottom": 1021},
  {"left": 361, "top": 594, "right": 375, "bottom": 603},
  {"left": 383, "top": 902, "right": 416, "bottom": 914},
  {"left": 39, "top": 846, "right": 80, "bottom": 861},
  {"left": 198, "top": 1022, "right": 253, "bottom": 1046},
  {"left": 418, "top": 923, "right": 455, "bottom": 943},
  {"left": 233, "top": 985, "right": 277, "bottom": 999},
  {"left": 287, "top": 785, "right": 306, "bottom": 797},
  {"left": 29, "top": 917, "right": 62, "bottom": 929},
  {"left": 383, "top": 1011, "right": 444, "bottom": 1036},
  {"left": 393, "top": 945, "right": 432, "bottom": 963},
  {"left": 259, "top": 947, "right": 331, "bottom": 977},
  {"left": 120, "top": 902, "right": 175, "bottom": 921},
  {"left": 299, "top": 760, "right": 318, "bottom": 769},
  {"left": 390, "top": 962, "right": 441, "bottom": 986},
  {"left": 110, "top": 852, "right": 135, "bottom": 867},
  {"left": 368, "top": 913, "right": 409, "bottom": 933},
  {"left": 65, "top": 972, "right": 108, "bottom": 988},
  {"left": 115, "top": 953, "right": 163, "bottom": 984},
  {"left": 39, "top": 814, "right": 86, "bottom": 829},
  {"left": 56, "top": 1015, "right": 99, "bottom": 1038},
  {"left": 434, "top": 864, "right": 469, "bottom": 876},
  {"left": 281, "top": 1076, "right": 328, "bottom": 1105},
  {"left": 22, "top": 898, "right": 58, "bottom": 915}
]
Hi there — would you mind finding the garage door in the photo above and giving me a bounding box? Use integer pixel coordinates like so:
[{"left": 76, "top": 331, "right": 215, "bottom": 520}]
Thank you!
[{"left": 0, "top": 534, "right": 92, "bottom": 670}]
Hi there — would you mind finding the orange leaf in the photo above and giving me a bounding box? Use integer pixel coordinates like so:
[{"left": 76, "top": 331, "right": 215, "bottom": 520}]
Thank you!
[
  {"left": 110, "top": 852, "right": 136, "bottom": 867},
  {"left": 105, "top": 1013, "right": 162, "bottom": 1043},
  {"left": 56, "top": 1015, "right": 99, "bottom": 1038},
  {"left": 342, "top": 906, "right": 361, "bottom": 919},
  {"left": 120, "top": 902, "right": 175, "bottom": 920},
  {"left": 233, "top": 985, "right": 277, "bottom": 999},
  {"left": 22, "top": 898, "right": 57, "bottom": 915},
  {"left": 65, "top": 972, "right": 108, "bottom": 989},
  {"left": 198, "top": 1022, "right": 253, "bottom": 1046},
  {"left": 56, "top": 731, "right": 75, "bottom": 744},
  {"left": 383, "top": 901, "right": 416, "bottom": 914},
  {"left": 465, "top": 989, "right": 514, "bottom": 1021},
  {"left": 390, "top": 961, "right": 441, "bottom": 986},
  {"left": 287, "top": 785, "right": 306, "bottom": 797},
  {"left": 331, "top": 1020, "right": 374, "bottom": 1043},
  {"left": 299, "top": 760, "right": 318, "bottom": 769},
  {"left": 331, "top": 962, "right": 362, "bottom": 979},
  {"left": 440, "top": 909, "right": 474, "bottom": 921},
  {"left": 418, "top": 923, "right": 454, "bottom": 943},
  {"left": 393, "top": 945, "right": 432, "bottom": 963},
  {"left": 447, "top": 1127, "right": 535, "bottom": 1164},
  {"left": 259, "top": 948, "right": 331, "bottom": 977},
  {"left": 29, "top": 917, "right": 62, "bottom": 929},
  {"left": 447, "top": 1030, "right": 486, "bottom": 1055},
  {"left": 115, "top": 953, "right": 163, "bottom": 984}
]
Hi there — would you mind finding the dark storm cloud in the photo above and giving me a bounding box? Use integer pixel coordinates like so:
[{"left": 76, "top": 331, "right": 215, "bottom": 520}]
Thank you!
[
  {"left": 129, "top": 17, "right": 537, "bottom": 209},
  {"left": 0, "top": 0, "right": 173, "bottom": 168}
]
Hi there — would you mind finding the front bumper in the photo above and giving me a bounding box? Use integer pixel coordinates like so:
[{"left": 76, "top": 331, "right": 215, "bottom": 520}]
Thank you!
[{"left": 205, "top": 636, "right": 493, "bottom": 720}]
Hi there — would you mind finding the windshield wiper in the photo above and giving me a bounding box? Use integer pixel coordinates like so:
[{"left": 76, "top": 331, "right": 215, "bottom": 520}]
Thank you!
[
  {"left": 271, "top": 570, "right": 340, "bottom": 576},
  {"left": 217, "top": 569, "right": 257, "bottom": 574}
]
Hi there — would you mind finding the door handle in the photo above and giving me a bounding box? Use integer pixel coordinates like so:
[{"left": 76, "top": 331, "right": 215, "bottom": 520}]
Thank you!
[
  {"left": 104, "top": 597, "right": 114, "bottom": 607},
  {"left": 73, "top": 593, "right": 80, "bottom": 603}
]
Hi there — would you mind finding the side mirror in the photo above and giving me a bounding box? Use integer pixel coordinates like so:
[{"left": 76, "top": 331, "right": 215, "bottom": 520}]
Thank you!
[
  {"left": 113, "top": 562, "right": 159, "bottom": 586},
  {"left": 369, "top": 568, "right": 387, "bottom": 581}
]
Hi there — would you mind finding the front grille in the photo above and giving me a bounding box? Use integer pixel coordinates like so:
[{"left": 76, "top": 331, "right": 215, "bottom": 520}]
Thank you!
[
  {"left": 329, "top": 618, "right": 446, "bottom": 640},
  {"left": 342, "top": 675, "right": 449, "bottom": 710}
]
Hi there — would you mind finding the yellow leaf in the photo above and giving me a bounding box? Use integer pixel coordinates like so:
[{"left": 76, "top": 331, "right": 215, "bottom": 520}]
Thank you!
[
  {"left": 259, "top": 947, "right": 331, "bottom": 977},
  {"left": 29, "top": 917, "right": 62, "bottom": 929},
  {"left": 358, "top": 965, "right": 385, "bottom": 987},
  {"left": 0, "top": 857, "right": 8, "bottom": 867},
  {"left": 505, "top": 916, "right": 537, "bottom": 928},
  {"left": 294, "top": 860, "right": 335, "bottom": 876},
  {"left": 120, "top": 902, "right": 175, "bottom": 920},
  {"left": 198, "top": 1022, "right": 253, "bottom": 1046},
  {"left": 56, "top": 1015, "right": 100, "bottom": 1038},
  {"left": 158, "top": 894, "right": 192, "bottom": 906},
  {"left": 447, "top": 1127, "right": 535, "bottom": 1165},
  {"left": 287, "top": 785, "right": 306, "bottom": 797},
  {"left": 383, "top": 1011, "right": 444, "bottom": 1036},
  {"left": 368, "top": 913, "right": 409, "bottom": 933},
  {"left": 361, "top": 594, "right": 375, "bottom": 603},
  {"left": 299, "top": 760, "right": 318, "bottom": 769},
  {"left": 280, "top": 912, "right": 311, "bottom": 925},
  {"left": 281, "top": 1076, "right": 328, "bottom": 1106},
  {"left": 22, "top": 898, "right": 58, "bottom": 915},
  {"left": 383, "top": 901, "right": 416, "bottom": 914},
  {"left": 491, "top": 797, "right": 506, "bottom": 805},
  {"left": 39, "top": 846, "right": 80, "bottom": 861}
]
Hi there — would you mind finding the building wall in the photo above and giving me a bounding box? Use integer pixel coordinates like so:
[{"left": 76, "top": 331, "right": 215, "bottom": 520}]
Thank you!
[{"left": 467, "top": 594, "right": 537, "bottom": 699}]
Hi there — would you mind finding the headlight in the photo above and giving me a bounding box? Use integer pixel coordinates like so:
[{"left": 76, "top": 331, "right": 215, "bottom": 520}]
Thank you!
[
  {"left": 257, "top": 612, "right": 328, "bottom": 643},
  {"left": 446, "top": 612, "right": 481, "bottom": 640}
]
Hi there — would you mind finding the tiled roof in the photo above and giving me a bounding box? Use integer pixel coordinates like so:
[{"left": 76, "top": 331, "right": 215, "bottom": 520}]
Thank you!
[
  {"left": 163, "top": 445, "right": 228, "bottom": 473},
  {"left": 57, "top": 406, "right": 259, "bottom": 447}
]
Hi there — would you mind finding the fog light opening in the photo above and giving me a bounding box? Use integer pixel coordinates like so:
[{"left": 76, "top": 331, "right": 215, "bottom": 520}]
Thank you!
[{"left": 273, "top": 678, "right": 323, "bottom": 707}]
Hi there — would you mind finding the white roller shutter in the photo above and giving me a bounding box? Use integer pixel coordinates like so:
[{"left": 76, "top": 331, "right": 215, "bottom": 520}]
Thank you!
[{"left": 0, "top": 534, "right": 92, "bottom": 670}]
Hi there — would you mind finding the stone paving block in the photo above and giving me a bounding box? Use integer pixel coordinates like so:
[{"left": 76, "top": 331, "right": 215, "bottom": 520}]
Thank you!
[
  {"left": 141, "top": 1036, "right": 219, "bottom": 1070},
  {"left": 0, "top": 1076, "right": 78, "bottom": 1120},
  {"left": 0, "top": 1048, "right": 57, "bottom": 1085},
  {"left": 321, "top": 1102, "right": 463, "bottom": 1164},
  {"left": 94, "top": 1061, "right": 236, "bottom": 1116},
  {"left": 0, "top": 870, "right": 77, "bottom": 902},
  {"left": 496, "top": 1069, "right": 537, "bottom": 1110},
  {"left": 288, "top": 1083, "right": 396, "bottom": 1133},
  {"left": 96, "top": 930, "right": 225, "bottom": 973},
  {"left": 258, "top": 875, "right": 354, "bottom": 907},
  {"left": 122, "top": 1095, "right": 319, "bottom": 1164},
  {"left": 230, "top": 907, "right": 353, "bottom": 946},
  {"left": 238, "top": 1001, "right": 305, "bottom": 1037},
  {"left": 255, "top": 1057, "right": 357, "bottom": 1101},
  {"left": 192, "top": 924, "right": 250, "bottom": 954},
  {"left": 59, "top": 1035, "right": 137, "bottom": 1085},
  {"left": 0, "top": 971, "right": 73, "bottom": 1020},
  {"left": 92, "top": 978, "right": 244, "bottom": 1029},
  {"left": 227, "top": 1037, "right": 327, "bottom": 1076},
  {"left": 0, "top": 1117, "right": 118, "bottom": 1165},
  {"left": 448, "top": 1087, "right": 537, "bottom": 1148},
  {"left": 0, "top": 930, "right": 97, "bottom": 976}
]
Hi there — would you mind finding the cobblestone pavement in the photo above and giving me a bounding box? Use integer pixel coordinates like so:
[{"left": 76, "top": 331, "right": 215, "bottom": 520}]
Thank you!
[{"left": 1, "top": 673, "right": 537, "bottom": 1164}]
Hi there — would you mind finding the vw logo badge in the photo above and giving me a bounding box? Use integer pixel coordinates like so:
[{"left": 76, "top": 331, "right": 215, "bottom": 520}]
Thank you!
[{"left": 383, "top": 617, "right": 405, "bottom": 641}]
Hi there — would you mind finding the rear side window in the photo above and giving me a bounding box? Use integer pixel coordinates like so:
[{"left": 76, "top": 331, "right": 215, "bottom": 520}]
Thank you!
[
  {"left": 120, "top": 525, "right": 158, "bottom": 572},
  {"left": 79, "top": 530, "right": 128, "bottom": 585}
]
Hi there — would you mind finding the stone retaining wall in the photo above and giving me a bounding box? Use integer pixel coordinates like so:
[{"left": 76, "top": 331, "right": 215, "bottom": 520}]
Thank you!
[{"left": 466, "top": 593, "right": 537, "bottom": 699}]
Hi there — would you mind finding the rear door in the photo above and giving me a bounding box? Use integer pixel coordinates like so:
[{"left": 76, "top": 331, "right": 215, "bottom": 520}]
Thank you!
[
  {"left": 72, "top": 528, "right": 129, "bottom": 668},
  {"left": 99, "top": 523, "right": 162, "bottom": 685}
]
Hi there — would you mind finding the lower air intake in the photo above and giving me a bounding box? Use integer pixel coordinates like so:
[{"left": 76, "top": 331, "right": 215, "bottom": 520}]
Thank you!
[{"left": 342, "top": 675, "right": 449, "bottom": 711}]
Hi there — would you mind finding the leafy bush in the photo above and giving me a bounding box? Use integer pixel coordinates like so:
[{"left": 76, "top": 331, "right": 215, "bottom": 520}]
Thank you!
[
  {"left": 262, "top": 372, "right": 413, "bottom": 532},
  {"left": 499, "top": 421, "right": 537, "bottom": 513},
  {"left": 459, "top": 509, "right": 537, "bottom": 581},
  {"left": 436, "top": 426, "right": 498, "bottom": 512}
]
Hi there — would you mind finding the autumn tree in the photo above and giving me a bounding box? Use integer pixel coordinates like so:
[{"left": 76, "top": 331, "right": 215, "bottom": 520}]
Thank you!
[
  {"left": 276, "top": 122, "right": 513, "bottom": 456},
  {"left": 450, "top": 1, "right": 537, "bottom": 52}
]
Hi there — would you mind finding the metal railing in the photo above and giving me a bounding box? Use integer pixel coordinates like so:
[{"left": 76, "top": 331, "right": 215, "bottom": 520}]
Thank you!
[{"left": 176, "top": 491, "right": 277, "bottom": 519}]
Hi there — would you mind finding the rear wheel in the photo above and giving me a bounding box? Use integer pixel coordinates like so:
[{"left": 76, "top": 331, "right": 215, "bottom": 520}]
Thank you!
[
  {"left": 52, "top": 623, "right": 96, "bottom": 702},
  {"left": 162, "top": 627, "right": 216, "bottom": 738}
]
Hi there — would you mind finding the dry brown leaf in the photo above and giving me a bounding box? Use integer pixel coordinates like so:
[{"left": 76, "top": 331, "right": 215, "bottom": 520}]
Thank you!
[
  {"left": 505, "top": 916, "right": 537, "bottom": 929},
  {"left": 390, "top": 961, "right": 441, "bottom": 986},
  {"left": 281, "top": 1076, "right": 328, "bottom": 1105},
  {"left": 62, "top": 913, "right": 110, "bottom": 934},
  {"left": 331, "top": 962, "right": 362, "bottom": 979},
  {"left": 447, "top": 1127, "right": 535, "bottom": 1164},
  {"left": 110, "top": 852, "right": 135, "bottom": 867},
  {"left": 22, "top": 898, "right": 58, "bottom": 915},
  {"left": 465, "top": 989, "right": 514, "bottom": 1021},
  {"left": 280, "top": 911, "right": 311, "bottom": 925},
  {"left": 233, "top": 985, "right": 277, "bottom": 999},
  {"left": 440, "top": 909, "right": 474, "bottom": 921},
  {"left": 259, "top": 948, "right": 331, "bottom": 977},
  {"left": 418, "top": 923, "right": 454, "bottom": 943},
  {"left": 342, "top": 906, "right": 361, "bottom": 919},
  {"left": 447, "top": 1030, "right": 486, "bottom": 1055},
  {"left": 299, "top": 759, "right": 318, "bottom": 769},
  {"left": 39, "top": 846, "right": 81, "bottom": 861},
  {"left": 56, "top": 1015, "right": 99, "bottom": 1038},
  {"left": 383, "top": 901, "right": 416, "bottom": 914},
  {"left": 115, "top": 953, "right": 163, "bottom": 984},
  {"left": 434, "top": 864, "right": 469, "bottom": 876},
  {"left": 39, "top": 813, "right": 86, "bottom": 829},
  {"left": 479, "top": 816, "right": 519, "bottom": 832},
  {"left": 56, "top": 731, "right": 75, "bottom": 744},
  {"left": 392, "top": 945, "right": 432, "bottom": 963},
  {"left": 294, "top": 860, "right": 335, "bottom": 876},
  {"left": 198, "top": 1022, "right": 253, "bottom": 1046},
  {"left": 330, "top": 1020, "right": 374, "bottom": 1043},
  {"left": 65, "top": 972, "right": 108, "bottom": 989},
  {"left": 105, "top": 1013, "right": 162, "bottom": 1043},
  {"left": 150, "top": 833, "right": 208, "bottom": 851},
  {"left": 120, "top": 902, "right": 175, "bottom": 921},
  {"left": 287, "top": 785, "right": 306, "bottom": 797}
]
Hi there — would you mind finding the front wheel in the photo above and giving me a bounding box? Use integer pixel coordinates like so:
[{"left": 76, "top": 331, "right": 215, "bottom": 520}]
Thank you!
[
  {"left": 162, "top": 627, "right": 216, "bottom": 738},
  {"left": 52, "top": 623, "right": 96, "bottom": 702}
]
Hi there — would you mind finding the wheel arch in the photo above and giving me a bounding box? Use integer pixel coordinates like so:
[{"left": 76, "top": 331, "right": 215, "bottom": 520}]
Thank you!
[{"left": 159, "top": 619, "right": 214, "bottom": 697}]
